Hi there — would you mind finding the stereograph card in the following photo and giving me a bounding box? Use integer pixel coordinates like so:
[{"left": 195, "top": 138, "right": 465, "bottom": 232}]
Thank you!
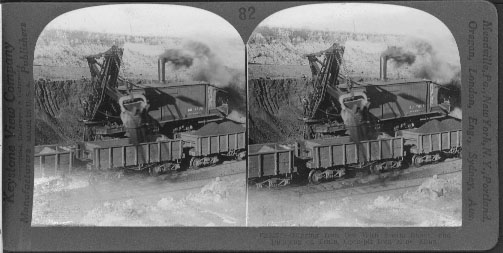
[{"left": 1, "top": 1, "right": 500, "bottom": 251}]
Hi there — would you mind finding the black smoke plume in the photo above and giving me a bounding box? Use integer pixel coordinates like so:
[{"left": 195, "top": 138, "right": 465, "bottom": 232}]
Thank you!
[
  {"left": 407, "top": 38, "right": 461, "bottom": 117},
  {"left": 159, "top": 49, "right": 193, "bottom": 69},
  {"left": 381, "top": 46, "right": 416, "bottom": 67},
  {"left": 409, "top": 39, "right": 461, "bottom": 85},
  {"left": 184, "top": 41, "right": 234, "bottom": 87},
  {"left": 159, "top": 41, "right": 235, "bottom": 87},
  {"left": 159, "top": 41, "right": 246, "bottom": 121}
]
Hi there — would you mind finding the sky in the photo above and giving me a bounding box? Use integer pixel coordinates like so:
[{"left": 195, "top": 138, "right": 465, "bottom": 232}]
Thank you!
[
  {"left": 259, "top": 3, "right": 455, "bottom": 42},
  {"left": 45, "top": 4, "right": 240, "bottom": 40}
]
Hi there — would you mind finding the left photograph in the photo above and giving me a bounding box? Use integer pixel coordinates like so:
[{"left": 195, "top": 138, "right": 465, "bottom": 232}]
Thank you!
[{"left": 32, "top": 4, "right": 246, "bottom": 226}]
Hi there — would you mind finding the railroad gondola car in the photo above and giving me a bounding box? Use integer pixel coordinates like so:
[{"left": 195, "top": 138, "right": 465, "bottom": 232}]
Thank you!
[
  {"left": 77, "top": 138, "right": 184, "bottom": 176},
  {"left": 247, "top": 143, "right": 297, "bottom": 188},
  {"left": 247, "top": 136, "right": 406, "bottom": 187},
  {"left": 180, "top": 121, "right": 246, "bottom": 168},
  {"left": 34, "top": 145, "right": 75, "bottom": 178},
  {"left": 35, "top": 121, "right": 246, "bottom": 180},
  {"left": 248, "top": 119, "right": 462, "bottom": 188},
  {"left": 396, "top": 118, "right": 462, "bottom": 167},
  {"left": 303, "top": 136, "right": 405, "bottom": 184}
]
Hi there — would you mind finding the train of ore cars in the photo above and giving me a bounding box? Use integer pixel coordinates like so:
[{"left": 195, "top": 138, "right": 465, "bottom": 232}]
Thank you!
[
  {"left": 247, "top": 44, "right": 462, "bottom": 188},
  {"left": 34, "top": 46, "right": 246, "bottom": 180},
  {"left": 34, "top": 44, "right": 461, "bottom": 187}
]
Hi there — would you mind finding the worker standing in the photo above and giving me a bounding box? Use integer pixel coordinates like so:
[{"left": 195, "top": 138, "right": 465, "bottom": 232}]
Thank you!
[{"left": 301, "top": 96, "right": 310, "bottom": 117}]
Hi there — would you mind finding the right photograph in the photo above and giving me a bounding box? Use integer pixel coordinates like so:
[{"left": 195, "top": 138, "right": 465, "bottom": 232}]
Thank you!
[{"left": 247, "top": 3, "right": 462, "bottom": 226}]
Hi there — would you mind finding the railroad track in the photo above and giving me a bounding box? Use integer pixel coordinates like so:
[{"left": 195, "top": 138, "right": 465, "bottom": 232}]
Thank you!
[
  {"left": 92, "top": 158, "right": 244, "bottom": 182},
  {"left": 94, "top": 160, "right": 244, "bottom": 191},
  {"left": 300, "top": 168, "right": 460, "bottom": 203},
  {"left": 251, "top": 158, "right": 461, "bottom": 200}
]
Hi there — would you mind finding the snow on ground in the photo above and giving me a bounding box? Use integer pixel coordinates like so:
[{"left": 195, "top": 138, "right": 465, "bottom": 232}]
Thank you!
[
  {"left": 78, "top": 176, "right": 246, "bottom": 226},
  {"left": 247, "top": 167, "right": 461, "bottom": 227},
  {"left": 34, "top": 174, "right": 89, "bottom": 195},
  {"left": 32, "top": 163, "right": 246, "bottom": 226},
  {"left": 33, "top": 160, "right": 461, "bottom": 227}
]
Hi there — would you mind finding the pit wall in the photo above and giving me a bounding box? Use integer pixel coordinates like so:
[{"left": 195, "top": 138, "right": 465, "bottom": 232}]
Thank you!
[
  {"left": 248, "top": 78, "right": 312, "bottom": 144},
  {"left": 34, "top": 79, "right": 93, "bottom": 145}
]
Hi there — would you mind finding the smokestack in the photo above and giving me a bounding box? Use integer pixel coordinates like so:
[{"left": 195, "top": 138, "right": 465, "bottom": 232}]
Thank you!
[
  {"left": 158, "top": 58, "right": 166, "bottom": 82},
  {"left": 380, "top": 55, "right": 388, "bottom": 81}
]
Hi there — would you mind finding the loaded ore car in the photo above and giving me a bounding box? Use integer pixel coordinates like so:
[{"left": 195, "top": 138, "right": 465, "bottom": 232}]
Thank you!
[
  {"left": 247, "top": 120, "right": 461, "bottom": 188},
  {"left": 303, "top": 136, "right": 405, "bottom": 184},
  {"left": 180, "top": 121, "right": 246, "bottom": 168},
  {"left": 248, "top": 143, "right": 297, "bottom": 188},
  {"left": 76, "top": 138, "right": 183, "bottom": 176},
  {"left": 34, "top": 145, "right": 75, "bottom": 178},
  {"left": 396, "top": 118, "right": 462, "bottom": 167}
]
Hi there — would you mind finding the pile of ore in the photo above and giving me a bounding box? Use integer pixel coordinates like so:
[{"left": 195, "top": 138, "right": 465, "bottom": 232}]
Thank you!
[
  {"left": 192, "top": 121, "right": 245, "bottom": 136},
  {"left": 415, "top": 118, "right": 462, "bottom": 133}
]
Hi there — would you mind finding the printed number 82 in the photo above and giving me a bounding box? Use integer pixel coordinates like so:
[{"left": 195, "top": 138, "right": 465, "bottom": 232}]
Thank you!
[{"left": 239, "top": 7, "right": 255, "bottom": 20}]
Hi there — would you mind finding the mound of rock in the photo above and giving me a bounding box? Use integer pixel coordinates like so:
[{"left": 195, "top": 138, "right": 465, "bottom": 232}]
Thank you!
[
  {"left": 417, "top": 175, "right": 449, "bottom": 199},
  {"left": 187, "top": 177, "right": 245, "bottom": 203}
]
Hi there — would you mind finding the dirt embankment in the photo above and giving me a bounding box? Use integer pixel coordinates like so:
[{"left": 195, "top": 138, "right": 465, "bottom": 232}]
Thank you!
[
  {"left": 248, "top": 78, "right": 313, "bottom": 144},
  {"left": 35, "top": 79, "right": 93, "bottom": 145},
  {"left": 248, "top": 27, "right": 405, "bottom": 66},
  {"left": 33, "top": 168, "right": 247, "bottom": 226},
  {"left": 34, "top": 29, "right": 177, "bottom": 80}
]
